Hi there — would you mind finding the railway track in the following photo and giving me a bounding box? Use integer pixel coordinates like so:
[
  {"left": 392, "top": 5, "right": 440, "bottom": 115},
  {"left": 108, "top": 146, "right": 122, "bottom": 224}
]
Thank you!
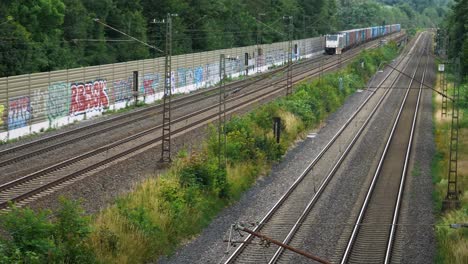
[
  {"left": 0, "top": 32, "right": 405, "bottom": 170},
  {"left": 0, "top": 33, "right": 405, "bottom": 210},
  {"left": 0, "top": 51, "right": 333, "bottom": 171},
  {"left": 223, "top": 32, "right": 422, "bottom": 264},
  {"left": 0, "top": 59, "right": 310, "bottom": 162},
  {"left": 339, "top": 32, "right": 430, "bottom": 264}
]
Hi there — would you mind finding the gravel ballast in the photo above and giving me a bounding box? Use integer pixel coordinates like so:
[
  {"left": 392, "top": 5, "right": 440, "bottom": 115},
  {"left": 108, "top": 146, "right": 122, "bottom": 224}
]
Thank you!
[
  {"left": 158, "top": 65, "right": 402, "bottom": 264},
  {"left": 8, "top": 34, "right": 432, "bottom": 264},
  {"left": 160, "top": 35, "right": 435, "bottom": 264}
]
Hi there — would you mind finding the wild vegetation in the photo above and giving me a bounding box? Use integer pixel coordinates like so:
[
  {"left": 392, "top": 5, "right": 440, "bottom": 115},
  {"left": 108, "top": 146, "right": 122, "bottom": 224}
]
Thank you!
[
  {"left": 0, "top": 0, "right": 445, "bottom": 77},
  {"left": 432, "top": 73, "right": 468, "bottom": 264},
  {"left": 0, "top": 43, "right": 399, "bottom": 263},
  {"left": 0, "top": 199, "right": 95, "bottom": 263},
  {"left": 433, "top": 1, "right": 468, "bottom": 263}
]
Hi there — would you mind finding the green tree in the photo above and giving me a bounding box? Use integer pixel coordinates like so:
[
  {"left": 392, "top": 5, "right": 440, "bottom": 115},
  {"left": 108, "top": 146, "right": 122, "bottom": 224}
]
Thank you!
[
  {"left": 8, "top": 0, "right": 68, "bottom": 72},
  {"left": 445, "top": 0, "right": 468, "bottom": 76}
]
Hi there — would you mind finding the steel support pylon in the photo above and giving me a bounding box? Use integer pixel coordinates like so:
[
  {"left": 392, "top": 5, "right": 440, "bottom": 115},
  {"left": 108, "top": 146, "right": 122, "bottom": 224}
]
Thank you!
[
  {"left": 441, "top": 67, "right": 448, "bottom": 117},
  {"left": 256, "top": 15, "right": 263, "bottom": 74},
  {"left": 218, "top": 54, "right": 227, "bottom": 169},
  {"left": 286, "top": 16, "right": 293, "bottom": 96},
  {"left": 444, "top": 58, "right": 461, "bottom": 210},
  {"left": 161, "top": 14, "right": 172, "bottom": 163}
]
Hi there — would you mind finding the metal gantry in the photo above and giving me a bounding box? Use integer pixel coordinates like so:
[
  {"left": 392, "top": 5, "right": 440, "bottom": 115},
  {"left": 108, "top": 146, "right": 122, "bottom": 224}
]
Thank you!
[
  {"left": 441, "top": 64, "right": 448, "bottom": 117},
  {"left": 444, "top": 58, "right": 461, "bottom": 209},
  {"left": 218, "top": 54, "right": 227, "bottom": 170},
  {"left": 285, "top": 16, "right": 293, "bottom": 96},
  {"left": 256, "top": 14, "right": 265, "bottom": 74},
  {"left": 439, "top": 30, "right": 449, "bottom": 117},
  {"left": 160, "top": 13, "right": 174, "bottom": 163}
]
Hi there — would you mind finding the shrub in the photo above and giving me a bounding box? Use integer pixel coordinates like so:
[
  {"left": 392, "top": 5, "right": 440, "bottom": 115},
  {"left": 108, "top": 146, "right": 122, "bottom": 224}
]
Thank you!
[{"left": 0, "top": 199, "right": 95, "bottom": 263}]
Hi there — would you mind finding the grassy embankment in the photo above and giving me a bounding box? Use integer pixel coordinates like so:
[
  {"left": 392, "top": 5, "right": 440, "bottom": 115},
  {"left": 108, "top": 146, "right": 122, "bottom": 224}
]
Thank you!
[
  {"left": 0, "top": 43, "right": 399, "bottom": 263},
  {"left": 432, "top": 71, "right": 468, "bottom": 264}
]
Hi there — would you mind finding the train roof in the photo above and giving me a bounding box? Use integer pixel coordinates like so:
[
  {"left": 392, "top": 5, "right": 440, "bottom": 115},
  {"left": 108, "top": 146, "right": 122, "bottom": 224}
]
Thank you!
[{"left": 339, "top": 24, "right": 400, "bottom": 34}]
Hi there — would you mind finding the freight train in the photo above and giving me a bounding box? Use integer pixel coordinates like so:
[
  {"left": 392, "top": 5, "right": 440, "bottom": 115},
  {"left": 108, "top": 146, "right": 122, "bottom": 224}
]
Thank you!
[{"left": 325, "top": 24, "right": 401, "bottom": 55}]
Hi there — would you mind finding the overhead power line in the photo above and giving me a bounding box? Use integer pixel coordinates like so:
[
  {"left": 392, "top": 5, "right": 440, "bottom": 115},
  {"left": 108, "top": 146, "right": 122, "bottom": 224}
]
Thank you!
[{"left": 93, "top": 18, "right": 164, "bottom": 53}]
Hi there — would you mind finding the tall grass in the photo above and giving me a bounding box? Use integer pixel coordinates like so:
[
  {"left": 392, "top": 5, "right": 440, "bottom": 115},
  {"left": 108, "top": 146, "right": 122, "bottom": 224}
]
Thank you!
[{"left": 432, "top": 75, "right": 468, "bottom": 264}]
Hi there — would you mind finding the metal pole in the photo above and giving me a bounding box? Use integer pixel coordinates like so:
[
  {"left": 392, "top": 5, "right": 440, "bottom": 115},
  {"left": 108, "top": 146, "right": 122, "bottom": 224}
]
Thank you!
[
  {"left": 285, "top": 16, "right": 293, "bottom": 96},
  {"left": 256, "top": 14, "right": 265, "bottom": 74},
  {"left": 441, "top": 61, "right": 448, "bottom": 117},
  {"left": 161, "top": 13, "right": 173, "bottom": 163},
  {"left": 29, "top": 73, "right": 33, "bottom": 131},
  {"left": 218, "top": 54, "right": 226, "bottom": 170},
  {"left": 6, "top": 76, "right": 9, "bottom": 137},
  {"left": 443, "top": 57, "right": 461, "bottom": 210}
]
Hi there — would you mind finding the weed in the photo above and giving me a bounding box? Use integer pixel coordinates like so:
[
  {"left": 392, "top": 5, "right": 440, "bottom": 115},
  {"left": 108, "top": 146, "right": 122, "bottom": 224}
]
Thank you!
[{"left": 432, "top": 69, "right": 468, "bottom": 263}]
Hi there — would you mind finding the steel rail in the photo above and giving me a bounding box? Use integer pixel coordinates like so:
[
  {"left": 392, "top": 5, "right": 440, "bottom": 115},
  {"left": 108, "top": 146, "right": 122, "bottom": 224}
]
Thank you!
[
  {"left": 384, "top": 42, "right": 429, "bottom": 264},
  {"left": 0, "top": 38, "right": 391, "bottom": 209},
  {"left": 0, "top": 33, "right": 406, "bottom": 210},
  {"left": 0, "top": 34, "right": 391, "bottom": 169},
  {"left": 0, "top": 77, "right": 310, "bottom": 209},
  {"left": 0, "top": 32, "right": 404, "bottom": 158},
  {"left": 0, "top": 62, "right": 291, "bottom": 157},
  {"left": 339, "top": 33, "right": 428, "bottom": 264},
  {"left": 267, "top": 34, "right": 422, "bottom": 264},
  {"left": 224, "top": 32, "right": 417, "bottom": 264}
]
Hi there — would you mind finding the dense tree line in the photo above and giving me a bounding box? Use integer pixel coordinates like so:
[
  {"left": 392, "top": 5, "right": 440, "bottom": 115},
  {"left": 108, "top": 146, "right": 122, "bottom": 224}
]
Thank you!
[
  {"left": 0, "top": 0, "right": 447, "bottom": 77},
  {"left": 441, "top": 0, "right": 467, "bottom": 76}
]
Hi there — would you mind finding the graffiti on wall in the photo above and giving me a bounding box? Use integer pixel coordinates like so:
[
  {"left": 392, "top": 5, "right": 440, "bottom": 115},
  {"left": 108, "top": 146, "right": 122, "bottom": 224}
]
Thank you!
[
  {"left": 171, "top": 71, "right": 176, "bottom": 91},
  {"left": 70, "top": 79, "right": 109, "bottom": 116},
  {"left": 256, "top": 54, "right": 265, "bottom": 68},
  {"left": 141, "top": 73, "right": 159, "bottom": 96},
  {"left": 48, "top": 82, "right": 69, "bottom": 121},
  {"left": 30, "top": 89, "right": 47, "bottom": 119},
  {"left": 0, "top": 104, "right": 4, "bottom": 127},
  {"left": 162, "top": 72, "right": 176, "bottom": 95},
  {"left": 177, "top": 68, "right": 186, "bottom": 88},
  {"left": 8, "top": 96, "right": 31, "bottom": 129},
  {"left": 113, "top": 77, "right": 133, "bottom": 103},
  {"left": 226, "top": 59, "right": 241, "bottom": 76},
  {"left": 186, "top": 68, "right": 194, "bottom": 86},
  {"left": 205, "top": 62, "right": 220, "bottom": 85},
  {"left": 265, "top": 49, "right": 286, "bottom": 66},
  {"left": 194, "top": 67, "right": 203, "bottom": 87}
]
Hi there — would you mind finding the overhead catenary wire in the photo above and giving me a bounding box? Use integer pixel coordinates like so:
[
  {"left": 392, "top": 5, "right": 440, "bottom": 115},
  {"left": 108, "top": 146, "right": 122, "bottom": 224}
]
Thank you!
[{"left": 93, "top": 18, "right": 164, "bottom": 53}]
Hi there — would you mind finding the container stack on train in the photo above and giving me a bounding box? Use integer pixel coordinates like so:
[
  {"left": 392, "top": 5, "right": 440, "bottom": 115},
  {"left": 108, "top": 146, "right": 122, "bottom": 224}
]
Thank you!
[
  {"left": 341, "top": 24, "right": 400, "bottom": 50},
  {"left": 326, "top": 24, "right": 401, "bottom": 54}
]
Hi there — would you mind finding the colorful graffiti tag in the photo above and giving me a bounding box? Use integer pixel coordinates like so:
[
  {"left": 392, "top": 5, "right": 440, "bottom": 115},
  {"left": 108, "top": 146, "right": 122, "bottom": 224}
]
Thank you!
[
  {"left": 194, "top": 67, "right": 203, "bottom": 87},
  {"left": 226, "top": 59, "right": 242, "bottom": 75},
  {"left": 113, "top": 77, "right": 133, "bottom": 102},
  {"left": 47, "top": 82, "right": 69, "bottom": 121},
  {"left": 140, "top": 73, "right": 159, "bottom": 96},
  {"left": 30, "top": 89, "right": 47, "bottom": 119},
  {"left": 265, "top": 49, "right": 286, "bottom": 66},
  {"left": 171, "top": 71, "right": 176, "bottom": 92},
  {"left": 8, "top": 96, "right": 31, "bottom": 129},
  {"left": 205, "top": 62, "right": 220, "bottom": 85},
  {"left": 185, "top": 68, "right": 194, "bottom": 86},
  {"left": 0, "top": 104, "right": 4, "bottom": 127},
  {"left": 177, "top": 68, "right": 186, "bottom": 88},
  {"left": 70, "top": 79, "right": 109, "bottom": 116}
]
